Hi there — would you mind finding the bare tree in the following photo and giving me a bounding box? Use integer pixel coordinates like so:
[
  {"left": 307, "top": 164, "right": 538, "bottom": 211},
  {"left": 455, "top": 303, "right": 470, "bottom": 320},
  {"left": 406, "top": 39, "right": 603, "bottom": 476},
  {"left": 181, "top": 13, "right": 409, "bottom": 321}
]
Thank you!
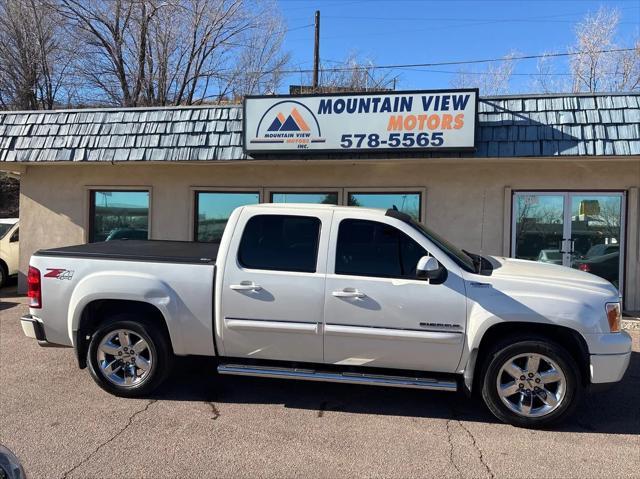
[
  {"left": 532, "top": 52, "right": 570, "bottom": 94},
  {"left": 0, "top": 0, "right": 74, "bottom": 109},
  {"left": 570, "top": 7, "right": 640, "bottom": 92},
  {"left": 450, "top": 52, "right": 518, "bottom": 96},
  {"left": 57, "top": 0, "right": 289, "bottom": 106},
  {"left": 222, "top": 5, "right": 290, "bottom": 99},
  {"left": 318, "top": 53, "right": 397, "bottom": 91}
]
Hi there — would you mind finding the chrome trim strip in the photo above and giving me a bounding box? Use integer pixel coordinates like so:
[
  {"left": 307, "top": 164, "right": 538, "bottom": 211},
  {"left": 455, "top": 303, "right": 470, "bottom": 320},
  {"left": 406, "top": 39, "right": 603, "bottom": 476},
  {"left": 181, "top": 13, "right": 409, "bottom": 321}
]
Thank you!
[
  {"left": 324, "top": 324, "right": 463, "bottom": 344},
  {"left": 224, "top": 318, "right": 319, "bottom": 334},
  {"left": 217, "top": 364, "right": 458, "bottom": 391}
]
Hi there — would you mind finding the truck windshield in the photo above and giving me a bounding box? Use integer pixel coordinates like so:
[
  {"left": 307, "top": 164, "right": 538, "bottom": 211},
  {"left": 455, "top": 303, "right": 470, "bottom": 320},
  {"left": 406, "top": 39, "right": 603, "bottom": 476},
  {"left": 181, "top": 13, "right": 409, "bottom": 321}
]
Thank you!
[{"left": 409, "top": 220, "right": 477, "bottom": 273}]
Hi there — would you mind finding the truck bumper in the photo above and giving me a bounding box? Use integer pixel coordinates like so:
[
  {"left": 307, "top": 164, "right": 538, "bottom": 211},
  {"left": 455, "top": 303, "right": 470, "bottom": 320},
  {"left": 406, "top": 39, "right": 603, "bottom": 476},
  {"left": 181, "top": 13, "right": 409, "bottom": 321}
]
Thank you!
[
  {"left": 587, "top": 331, "right": 632, "bottom": 384},
  {"left": 590, "top": 352, "right": 631, "bottom": 384},
  {"left": 20, "top": 314, "right": 61, "bottom": 347},
  {"left": 21, "top": 314, "right": 46, "bottom": 341}
]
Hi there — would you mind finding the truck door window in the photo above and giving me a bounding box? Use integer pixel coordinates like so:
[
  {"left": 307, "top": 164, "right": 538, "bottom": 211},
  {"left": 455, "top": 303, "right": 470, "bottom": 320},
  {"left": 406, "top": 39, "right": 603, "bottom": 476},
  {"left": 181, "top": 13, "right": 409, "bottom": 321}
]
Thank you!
[
  {"left": 335, "top": 219, "right": 427, "bottom": 279},
  {"left": 238, "top": 215, "right": 321, "bottom": 273}
]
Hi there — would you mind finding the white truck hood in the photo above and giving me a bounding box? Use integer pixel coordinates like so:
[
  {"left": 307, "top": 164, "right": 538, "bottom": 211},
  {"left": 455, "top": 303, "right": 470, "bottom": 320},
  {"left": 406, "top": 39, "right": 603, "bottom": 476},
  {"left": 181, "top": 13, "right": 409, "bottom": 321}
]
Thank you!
[{"left": 485, "top": 256, "right": 619, "bottom": 297}]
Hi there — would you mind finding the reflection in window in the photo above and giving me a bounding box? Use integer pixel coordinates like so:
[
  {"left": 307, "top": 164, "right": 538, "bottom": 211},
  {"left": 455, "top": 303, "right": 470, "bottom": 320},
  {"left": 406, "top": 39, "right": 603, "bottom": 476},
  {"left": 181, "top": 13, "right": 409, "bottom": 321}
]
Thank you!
[
  {"left": 196, "top": 192, "right": 259, "bottom": 242},
  {"left": 347, "top": 192, "right": 421, "bottom": 221},
  {"left": 271, "top": 192, "right": 338, "bottom": 205},
  {"left": 514, "top": 195, "right": 564, "bottom": 262},
  {"left": 570, "top": 195, "right": 622, "bottom": 288},
  {"left": 90, "top": 191, "right": 149, "bottom": 242}
]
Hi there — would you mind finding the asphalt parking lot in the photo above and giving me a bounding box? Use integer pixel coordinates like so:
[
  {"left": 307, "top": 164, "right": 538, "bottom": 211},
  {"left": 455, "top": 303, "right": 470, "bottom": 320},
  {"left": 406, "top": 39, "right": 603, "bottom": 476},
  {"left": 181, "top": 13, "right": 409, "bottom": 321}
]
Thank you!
[{"left": 1, "top": 285, "right": 639, "bottom": 479}]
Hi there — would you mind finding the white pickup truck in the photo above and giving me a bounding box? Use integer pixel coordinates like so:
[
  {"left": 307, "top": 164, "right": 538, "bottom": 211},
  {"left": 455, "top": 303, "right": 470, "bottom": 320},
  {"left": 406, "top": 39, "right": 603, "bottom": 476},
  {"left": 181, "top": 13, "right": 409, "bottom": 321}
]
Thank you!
[{"left": 21, "top": 204, "right": 631, "bottom": 428}]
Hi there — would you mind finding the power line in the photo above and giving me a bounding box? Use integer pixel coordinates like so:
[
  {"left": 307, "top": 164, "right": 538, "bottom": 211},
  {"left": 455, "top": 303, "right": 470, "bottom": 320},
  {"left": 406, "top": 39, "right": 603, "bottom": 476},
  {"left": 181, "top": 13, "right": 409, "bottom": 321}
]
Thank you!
[{"left": 267, "top": 48, "right": 636, "bottom": 75}]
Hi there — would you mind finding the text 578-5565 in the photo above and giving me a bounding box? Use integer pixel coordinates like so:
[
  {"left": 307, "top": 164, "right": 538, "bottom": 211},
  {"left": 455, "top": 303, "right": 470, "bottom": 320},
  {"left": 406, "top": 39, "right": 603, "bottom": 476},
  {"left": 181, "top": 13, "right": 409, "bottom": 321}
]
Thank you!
[{"left": 340, "top": 132, "right": 444, "bottom": 149}]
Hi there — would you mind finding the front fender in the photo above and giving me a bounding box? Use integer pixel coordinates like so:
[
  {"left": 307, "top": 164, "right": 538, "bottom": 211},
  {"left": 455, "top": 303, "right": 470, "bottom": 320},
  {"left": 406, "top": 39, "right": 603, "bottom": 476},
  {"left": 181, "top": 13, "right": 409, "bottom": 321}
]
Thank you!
[
  {"left": 68, "top": 271, "right": 185, "bottom": 353},
  {"left": 458, "top": 286, "right": 598, "bottom": 393}
]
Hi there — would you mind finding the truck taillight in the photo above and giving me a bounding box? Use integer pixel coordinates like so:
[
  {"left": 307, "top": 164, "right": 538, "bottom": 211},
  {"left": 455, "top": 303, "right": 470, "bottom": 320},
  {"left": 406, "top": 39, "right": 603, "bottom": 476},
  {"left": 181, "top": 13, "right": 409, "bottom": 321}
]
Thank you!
[
  {"left": 27, "top": 266, "right": 42, "bottom": 309},
  {"left": 578, "top": 264, "right": 591, "bottom": 272}
]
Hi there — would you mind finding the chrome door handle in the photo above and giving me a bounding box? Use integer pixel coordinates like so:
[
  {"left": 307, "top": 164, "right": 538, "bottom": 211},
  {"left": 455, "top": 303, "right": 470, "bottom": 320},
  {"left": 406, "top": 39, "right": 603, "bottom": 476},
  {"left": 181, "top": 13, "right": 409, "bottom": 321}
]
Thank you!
[
  {"left": 332, "top": 288, "right": 365, "bottom": 298},
  {"left": 230, "top": 281, "right": 262, "bottom": 291}
]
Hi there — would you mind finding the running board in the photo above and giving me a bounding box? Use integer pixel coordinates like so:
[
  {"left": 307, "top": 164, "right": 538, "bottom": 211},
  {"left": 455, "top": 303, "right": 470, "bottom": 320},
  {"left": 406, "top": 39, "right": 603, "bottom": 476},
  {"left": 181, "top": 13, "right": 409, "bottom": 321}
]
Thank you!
[{"left": 217, "top": 364, "right": 457, "bottom": 392}]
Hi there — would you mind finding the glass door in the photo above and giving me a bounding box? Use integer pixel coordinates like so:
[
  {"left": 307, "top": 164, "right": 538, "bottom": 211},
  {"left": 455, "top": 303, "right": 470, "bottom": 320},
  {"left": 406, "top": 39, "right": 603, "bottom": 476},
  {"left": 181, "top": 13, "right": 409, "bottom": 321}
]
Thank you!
[
  {"left": 569, "top": 194, "right": 624, "bottom": 289},
  {"left": 512, "top": 192, "right": 625, "bottom": 291},
  {"left": 513, "top": 193, "right": 566, "bottom": 265}
]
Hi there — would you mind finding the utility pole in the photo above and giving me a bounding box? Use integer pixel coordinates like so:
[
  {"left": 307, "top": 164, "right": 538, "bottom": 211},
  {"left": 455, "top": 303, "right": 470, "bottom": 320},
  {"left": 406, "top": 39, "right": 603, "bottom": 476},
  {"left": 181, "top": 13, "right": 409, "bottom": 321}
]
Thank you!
[{"left": 312, "top": 10, "right": 320, "bottom": 90}]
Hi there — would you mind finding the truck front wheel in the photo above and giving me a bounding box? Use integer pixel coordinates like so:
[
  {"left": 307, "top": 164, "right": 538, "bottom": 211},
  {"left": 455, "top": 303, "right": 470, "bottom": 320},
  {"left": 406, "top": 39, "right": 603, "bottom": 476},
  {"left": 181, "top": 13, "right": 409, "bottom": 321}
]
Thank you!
[
  {"left": 86, "top": 314, "right": 172, "bottom": 397},
  {"left": 481, "top": 337, "right": 581, "bottom": 428}
]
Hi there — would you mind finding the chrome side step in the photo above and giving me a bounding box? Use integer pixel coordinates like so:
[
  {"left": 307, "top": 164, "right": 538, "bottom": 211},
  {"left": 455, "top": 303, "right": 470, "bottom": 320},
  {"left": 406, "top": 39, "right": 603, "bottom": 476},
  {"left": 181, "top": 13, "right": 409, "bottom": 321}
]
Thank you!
[{"left": 217, "top": 364, "right": 457, "bottom": 392}]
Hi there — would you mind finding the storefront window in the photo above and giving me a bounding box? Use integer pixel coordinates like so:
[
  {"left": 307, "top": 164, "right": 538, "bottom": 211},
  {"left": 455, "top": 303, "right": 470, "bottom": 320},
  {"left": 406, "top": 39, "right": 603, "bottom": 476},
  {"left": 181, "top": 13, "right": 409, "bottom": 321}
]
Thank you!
[
  {"left": 195, "top": 191, "right": 259, "bottom": 242},
  {"left": 271, "top": 192, "right": 338, "bottom": 205},
  {"left": 347, "top": 192, "right": 422, "bottom": 221},
  {"left": 512, "top": 191, "right": 624, "bottom": 290},
  {"left": 90, "top": 190, "right": 149, "bottom": 242}
]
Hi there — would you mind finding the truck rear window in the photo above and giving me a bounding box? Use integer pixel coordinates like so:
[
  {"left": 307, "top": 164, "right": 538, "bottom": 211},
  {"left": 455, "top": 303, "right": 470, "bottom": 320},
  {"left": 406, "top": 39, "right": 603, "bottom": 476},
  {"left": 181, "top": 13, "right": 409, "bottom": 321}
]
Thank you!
[{"left": 238, "top": 215, "right": 321, "bottom": 273}]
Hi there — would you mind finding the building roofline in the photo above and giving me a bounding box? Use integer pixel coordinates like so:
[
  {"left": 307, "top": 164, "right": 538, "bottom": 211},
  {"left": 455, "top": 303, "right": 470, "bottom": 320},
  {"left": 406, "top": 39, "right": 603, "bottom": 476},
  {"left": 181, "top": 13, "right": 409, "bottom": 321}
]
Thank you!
[
  {"left": 0, "top": 103, "right": 241, "bottom": 116},
  {"left": 0, "top": 91, "right": 638, "bottom": 116},
  {"left": 481, "top": 91, "right": 640, "bottom": 100}
]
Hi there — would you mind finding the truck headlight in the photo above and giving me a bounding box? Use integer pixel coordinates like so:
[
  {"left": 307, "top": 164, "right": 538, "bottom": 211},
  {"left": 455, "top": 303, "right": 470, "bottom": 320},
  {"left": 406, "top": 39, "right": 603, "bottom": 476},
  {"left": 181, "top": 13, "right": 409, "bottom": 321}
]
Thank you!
[{"left": 605, "top": 303, "right": 621, "bottom": 332}]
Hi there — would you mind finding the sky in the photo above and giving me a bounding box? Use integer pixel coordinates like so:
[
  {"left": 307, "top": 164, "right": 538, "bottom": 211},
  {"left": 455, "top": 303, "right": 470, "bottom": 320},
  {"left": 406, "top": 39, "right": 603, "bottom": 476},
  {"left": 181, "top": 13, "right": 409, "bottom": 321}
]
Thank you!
[{"left": 276, "top": 0, "right": 640, "bottom": 93}]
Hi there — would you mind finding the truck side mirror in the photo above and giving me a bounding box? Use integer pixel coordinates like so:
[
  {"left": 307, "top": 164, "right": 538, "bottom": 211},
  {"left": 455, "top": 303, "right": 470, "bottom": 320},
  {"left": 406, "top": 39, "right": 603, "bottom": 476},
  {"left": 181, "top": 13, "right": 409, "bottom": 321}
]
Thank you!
[{"left": 416, "top": 255, "right": 443, "bottom": 281}]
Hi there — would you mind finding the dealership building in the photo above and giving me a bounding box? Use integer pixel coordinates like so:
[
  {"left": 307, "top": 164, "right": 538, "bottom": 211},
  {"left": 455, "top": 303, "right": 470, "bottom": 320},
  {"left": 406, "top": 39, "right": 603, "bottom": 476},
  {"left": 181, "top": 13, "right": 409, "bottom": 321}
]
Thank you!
[{"left": 0, "top": 90, "right": 639, "bottom": 311}]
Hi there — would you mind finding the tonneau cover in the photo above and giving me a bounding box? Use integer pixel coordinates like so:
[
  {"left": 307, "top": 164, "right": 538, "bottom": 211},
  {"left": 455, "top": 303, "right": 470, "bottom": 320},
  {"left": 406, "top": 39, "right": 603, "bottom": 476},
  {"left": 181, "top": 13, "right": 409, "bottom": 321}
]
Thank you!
[{"left": 35, "top": 240, "right": 218, "bottom": 264}]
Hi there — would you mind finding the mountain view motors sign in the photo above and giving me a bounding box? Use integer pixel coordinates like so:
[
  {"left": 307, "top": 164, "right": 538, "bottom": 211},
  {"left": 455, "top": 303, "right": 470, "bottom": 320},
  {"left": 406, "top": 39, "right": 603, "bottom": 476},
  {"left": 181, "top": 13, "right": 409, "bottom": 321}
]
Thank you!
[{"left": 243, "top": 89, "right": 477, "bottom": 153}]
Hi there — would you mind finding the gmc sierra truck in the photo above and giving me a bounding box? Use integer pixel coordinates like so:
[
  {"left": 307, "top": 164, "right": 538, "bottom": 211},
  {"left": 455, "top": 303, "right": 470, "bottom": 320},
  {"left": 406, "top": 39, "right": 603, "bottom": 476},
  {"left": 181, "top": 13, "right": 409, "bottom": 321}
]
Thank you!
[{"left": 20, "top": 204, "right": 631, "bottom": 428}]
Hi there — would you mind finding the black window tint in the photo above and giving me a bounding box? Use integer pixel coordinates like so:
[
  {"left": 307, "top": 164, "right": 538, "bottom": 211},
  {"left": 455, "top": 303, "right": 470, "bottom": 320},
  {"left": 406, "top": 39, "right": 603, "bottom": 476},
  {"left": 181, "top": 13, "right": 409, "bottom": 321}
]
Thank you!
[
  {"left": 336, "top": 219, "right": 427, "bottom": 279},
  {"left": 238, "top": 215, "right": 321, "bottom": 272}
]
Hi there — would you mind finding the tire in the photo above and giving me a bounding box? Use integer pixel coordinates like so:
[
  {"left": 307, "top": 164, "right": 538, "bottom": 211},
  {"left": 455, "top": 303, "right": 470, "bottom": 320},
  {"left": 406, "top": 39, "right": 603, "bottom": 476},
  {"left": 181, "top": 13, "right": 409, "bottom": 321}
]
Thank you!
[
  {"left": 86, "top": 314, "right": 172, "bottom": 397},
  {"left": 0, "top": 263, "right": 6, "bottom": 288},
  {"left": 480, "top": 336, "right": 582, "bottom": 428}
]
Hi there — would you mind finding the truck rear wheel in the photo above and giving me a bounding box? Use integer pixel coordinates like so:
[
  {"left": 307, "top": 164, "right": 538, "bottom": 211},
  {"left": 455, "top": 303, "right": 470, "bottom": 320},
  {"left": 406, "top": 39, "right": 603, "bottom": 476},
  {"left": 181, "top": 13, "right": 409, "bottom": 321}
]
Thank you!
[
  {"left": 86, "top": 314, "right": 172, "bottom": 397},
  {"left": 481, "top": 337, "right": 581, "bottom": 428}
]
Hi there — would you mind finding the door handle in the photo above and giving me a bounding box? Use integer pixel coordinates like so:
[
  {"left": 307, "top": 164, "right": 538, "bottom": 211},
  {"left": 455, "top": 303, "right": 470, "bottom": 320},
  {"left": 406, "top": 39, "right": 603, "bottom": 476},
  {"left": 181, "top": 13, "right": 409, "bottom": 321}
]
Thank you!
[
  {"left": 230, "top": 281, "right": 262, "bottom": 291},
  {"left": 332, "top": 288, "right": 365, "bottom": 298}
]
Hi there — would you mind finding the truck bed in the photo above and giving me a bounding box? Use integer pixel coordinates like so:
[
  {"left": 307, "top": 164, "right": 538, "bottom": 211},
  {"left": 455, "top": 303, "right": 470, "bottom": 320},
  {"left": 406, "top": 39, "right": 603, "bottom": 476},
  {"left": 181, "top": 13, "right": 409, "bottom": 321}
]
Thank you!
[{"left": 35, "top": 240, "right": 218, "bottom": 265}]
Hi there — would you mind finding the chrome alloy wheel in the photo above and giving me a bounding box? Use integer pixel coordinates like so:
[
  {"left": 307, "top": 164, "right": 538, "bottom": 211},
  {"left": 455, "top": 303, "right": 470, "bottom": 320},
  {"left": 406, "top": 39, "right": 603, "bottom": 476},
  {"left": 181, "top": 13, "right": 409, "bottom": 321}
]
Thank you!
[
  {"left": 496, "top": 353, "right": 566, "bottom": 418},
  {"left": 96, "top": 329, "right": 153, "bottom": 387}
]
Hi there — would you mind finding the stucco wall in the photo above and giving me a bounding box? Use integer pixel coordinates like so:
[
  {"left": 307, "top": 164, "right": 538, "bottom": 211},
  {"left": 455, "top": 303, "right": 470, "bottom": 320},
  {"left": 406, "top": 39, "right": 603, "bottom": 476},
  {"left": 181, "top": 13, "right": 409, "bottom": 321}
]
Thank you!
[{"left": 12, "top": 157, "right": 640, "bottom": 309}]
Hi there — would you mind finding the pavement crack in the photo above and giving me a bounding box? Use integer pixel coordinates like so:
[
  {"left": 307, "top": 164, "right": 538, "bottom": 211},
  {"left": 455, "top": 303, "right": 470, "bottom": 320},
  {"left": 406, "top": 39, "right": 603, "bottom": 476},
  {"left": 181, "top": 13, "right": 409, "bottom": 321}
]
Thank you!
[
  {"left": 208, "top": 401, "right": 220, "bottom": 420},
  {"left": 445, "top": 419, "right": 464, "bottom": 478},
  {"left": 457, "top": 420, "right": 495, "bottom": 479},
  {"left": 60, "top": 399, "right": 157, "bottom": 479}
]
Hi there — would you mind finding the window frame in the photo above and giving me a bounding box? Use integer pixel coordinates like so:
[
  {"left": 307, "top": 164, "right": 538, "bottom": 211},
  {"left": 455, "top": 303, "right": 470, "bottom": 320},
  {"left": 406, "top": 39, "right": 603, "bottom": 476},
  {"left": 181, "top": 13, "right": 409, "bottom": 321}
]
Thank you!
[
  {"left": 344, "top": 188, "right": 426, "bottom": 223},
  {"left": 266, "top": 187, "right": 343, "bottom": 206},
  {"left": 334, "top": 217, "right": 429, "bottom": 280},
  {"left": 237, "top": 213, "right": 322, "bottom": 273},
  {"left": 192, "top": 188, "right": 262, "bottom": 242},
  {"left": 87, "top": 187, "right": 152, "bottom": 243}
]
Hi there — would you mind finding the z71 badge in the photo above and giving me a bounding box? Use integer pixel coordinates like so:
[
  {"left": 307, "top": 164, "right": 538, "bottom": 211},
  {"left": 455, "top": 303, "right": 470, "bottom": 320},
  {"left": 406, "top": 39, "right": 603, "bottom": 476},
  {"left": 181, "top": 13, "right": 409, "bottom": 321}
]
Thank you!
[{"left": 44, "top": 268, "right": 74, "bottom": 280}]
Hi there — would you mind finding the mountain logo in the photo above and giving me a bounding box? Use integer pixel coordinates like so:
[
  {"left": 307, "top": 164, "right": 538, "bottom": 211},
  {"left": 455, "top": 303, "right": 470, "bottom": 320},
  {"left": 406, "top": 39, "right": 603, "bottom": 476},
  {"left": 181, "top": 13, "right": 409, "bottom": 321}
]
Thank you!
[
  {"left": 267, "top": 108, "right": 311, "bottom": 132},
  {"left": 250, "top": 100, "right": 325, "bottom": 150}
]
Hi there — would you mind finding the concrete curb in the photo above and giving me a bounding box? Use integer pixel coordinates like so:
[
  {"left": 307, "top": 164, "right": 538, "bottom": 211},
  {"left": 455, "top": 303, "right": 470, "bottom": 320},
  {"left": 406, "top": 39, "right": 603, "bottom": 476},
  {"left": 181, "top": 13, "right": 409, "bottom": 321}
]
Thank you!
[{"left": 622, "top": 319, "right": 640, "bottom": 331}]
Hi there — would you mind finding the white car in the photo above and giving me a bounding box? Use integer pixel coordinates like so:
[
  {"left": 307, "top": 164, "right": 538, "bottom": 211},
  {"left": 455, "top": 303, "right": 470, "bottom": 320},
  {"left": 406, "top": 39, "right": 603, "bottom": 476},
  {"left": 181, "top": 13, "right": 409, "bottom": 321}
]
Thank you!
[
  {"left": 0, "top": 218, "right": 19, "bottom": 287},
  {"left": 20, "top": 205, "right": 631, "bottom": 428}
]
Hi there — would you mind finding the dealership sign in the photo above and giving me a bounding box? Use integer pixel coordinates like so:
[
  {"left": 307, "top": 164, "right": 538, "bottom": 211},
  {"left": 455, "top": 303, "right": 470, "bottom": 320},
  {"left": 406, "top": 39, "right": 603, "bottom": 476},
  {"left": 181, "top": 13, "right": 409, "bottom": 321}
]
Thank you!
[{"left": 243, "top": 89, "right": 477, "bottom": 153}]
